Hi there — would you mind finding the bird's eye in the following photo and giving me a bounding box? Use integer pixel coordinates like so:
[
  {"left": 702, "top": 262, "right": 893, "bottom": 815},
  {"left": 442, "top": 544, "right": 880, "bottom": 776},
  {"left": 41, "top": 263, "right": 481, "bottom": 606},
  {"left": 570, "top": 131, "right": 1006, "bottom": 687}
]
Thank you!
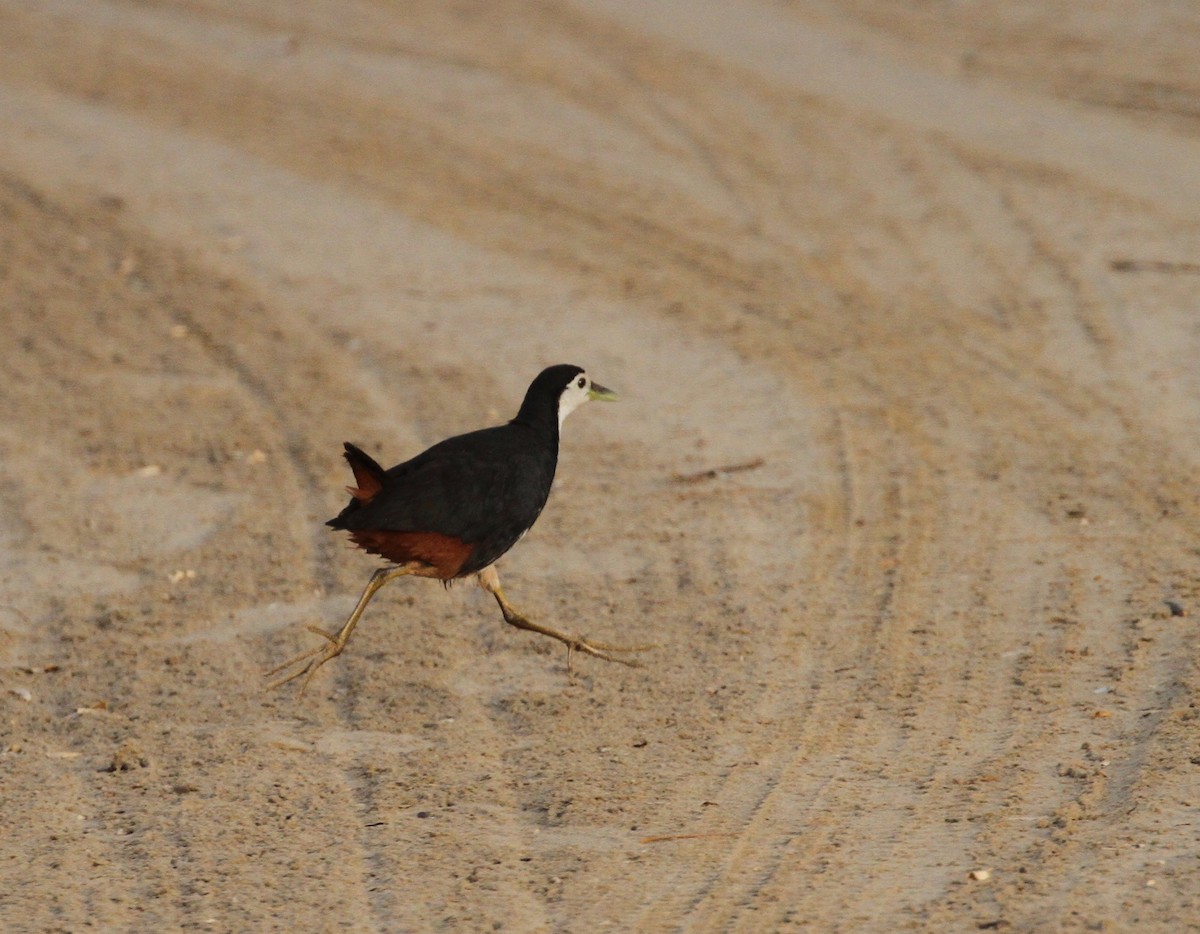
[{"left": 577, "top": 377, "right": 586, "bottom": 388}]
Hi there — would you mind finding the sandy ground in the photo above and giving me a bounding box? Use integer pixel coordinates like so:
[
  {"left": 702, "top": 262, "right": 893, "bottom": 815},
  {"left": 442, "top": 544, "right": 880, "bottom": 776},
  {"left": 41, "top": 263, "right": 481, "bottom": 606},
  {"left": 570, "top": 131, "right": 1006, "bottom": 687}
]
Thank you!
[{"left": 2, "top": 1, "right": 1200, "bottom": 930}]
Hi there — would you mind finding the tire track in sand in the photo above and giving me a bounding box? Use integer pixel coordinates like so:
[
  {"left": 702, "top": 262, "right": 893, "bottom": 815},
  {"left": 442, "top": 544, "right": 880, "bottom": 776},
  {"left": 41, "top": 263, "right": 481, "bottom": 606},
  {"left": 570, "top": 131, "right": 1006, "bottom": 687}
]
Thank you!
[{"left": 3, "top": 2, "right": 1200, "bottom": 930}]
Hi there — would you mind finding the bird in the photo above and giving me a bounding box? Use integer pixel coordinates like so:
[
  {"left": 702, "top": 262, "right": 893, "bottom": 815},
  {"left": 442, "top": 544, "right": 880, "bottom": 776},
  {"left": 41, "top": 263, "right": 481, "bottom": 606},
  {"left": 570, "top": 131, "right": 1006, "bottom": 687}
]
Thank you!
[{"left": 267, "top": 364, "right": 647, "bottom": 693}]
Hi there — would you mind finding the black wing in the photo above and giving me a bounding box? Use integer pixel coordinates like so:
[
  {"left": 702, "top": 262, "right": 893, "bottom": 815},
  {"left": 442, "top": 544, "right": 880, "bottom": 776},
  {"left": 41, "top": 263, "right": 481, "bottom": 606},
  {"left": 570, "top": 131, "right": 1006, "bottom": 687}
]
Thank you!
[{"left": 328, "top": 423, "right": 557, "bottom": 548}]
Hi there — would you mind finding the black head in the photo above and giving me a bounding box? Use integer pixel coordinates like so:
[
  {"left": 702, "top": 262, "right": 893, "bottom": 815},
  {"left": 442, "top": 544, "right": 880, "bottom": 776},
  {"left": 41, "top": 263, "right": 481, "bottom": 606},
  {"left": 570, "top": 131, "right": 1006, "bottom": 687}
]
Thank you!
[{"left": 515, "top": 364, "right": 618, "bottom": 428}]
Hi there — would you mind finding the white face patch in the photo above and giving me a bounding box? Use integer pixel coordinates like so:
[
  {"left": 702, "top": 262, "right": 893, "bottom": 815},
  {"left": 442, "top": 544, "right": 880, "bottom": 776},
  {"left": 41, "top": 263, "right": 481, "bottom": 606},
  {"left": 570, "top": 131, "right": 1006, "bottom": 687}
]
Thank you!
[{"left": 557, "top": 371, "right": 592, "bottom": 427}]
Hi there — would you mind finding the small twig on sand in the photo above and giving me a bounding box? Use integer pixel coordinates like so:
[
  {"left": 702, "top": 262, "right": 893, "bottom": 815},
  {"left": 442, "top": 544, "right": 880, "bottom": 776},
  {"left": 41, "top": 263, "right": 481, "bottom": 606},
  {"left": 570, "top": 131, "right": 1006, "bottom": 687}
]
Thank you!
[
  {"left": 0, "top": 604, "right": 31, "bottom": 627},
  {"left": 670, "top": 458, "right": 764, "bottom": 485},
  {"left": 1109, "top": 258, "right": 1200, "bottom": 274},
  {"left": 640, "top": 832, "right": 738, "bottom": 844}
]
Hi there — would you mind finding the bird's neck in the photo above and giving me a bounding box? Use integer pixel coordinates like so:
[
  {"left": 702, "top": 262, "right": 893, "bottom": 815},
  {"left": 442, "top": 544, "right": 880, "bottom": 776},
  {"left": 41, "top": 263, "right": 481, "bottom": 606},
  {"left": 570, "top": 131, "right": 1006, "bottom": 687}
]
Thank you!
[{"left": 511, "top": 400, "right": 561, "bottom": 442}]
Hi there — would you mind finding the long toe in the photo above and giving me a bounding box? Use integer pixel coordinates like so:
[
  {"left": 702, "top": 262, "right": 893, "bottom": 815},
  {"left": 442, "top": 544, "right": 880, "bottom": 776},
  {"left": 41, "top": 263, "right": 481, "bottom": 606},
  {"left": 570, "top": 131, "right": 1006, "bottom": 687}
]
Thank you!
[
  {"left": 569, "top": 636, "right": 653, "bottom": 668},
  {"left": 265, "top": 639, "right": 346, "bottom": 692},
  {"left": 576, "top": 637, "right": 657, "bottom": 654},
  {"left": 494, "top": 602, "right": 651, "bottom": 670},
  {"left": 304, "top": 624, "right": 342, "bottom": 645},
  {"left": 265, "top": 656, "right": 318, "bottom": 692},
  {"left": 264, "top": 643, "right": 326, "bottom": 682}
]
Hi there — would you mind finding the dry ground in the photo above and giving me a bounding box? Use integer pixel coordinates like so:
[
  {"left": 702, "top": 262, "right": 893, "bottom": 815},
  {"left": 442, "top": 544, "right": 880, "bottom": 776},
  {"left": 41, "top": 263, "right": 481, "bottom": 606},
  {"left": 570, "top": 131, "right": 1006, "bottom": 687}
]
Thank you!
[{"left": 2, "top": 1, "right": 1200, "bottom": 930}]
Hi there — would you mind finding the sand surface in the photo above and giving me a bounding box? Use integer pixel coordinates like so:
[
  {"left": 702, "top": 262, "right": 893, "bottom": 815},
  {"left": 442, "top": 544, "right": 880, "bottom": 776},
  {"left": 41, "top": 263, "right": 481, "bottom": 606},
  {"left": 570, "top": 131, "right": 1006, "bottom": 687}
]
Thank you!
[{"left": 3, "top": 2, "right": 1200, "bottom": 930}]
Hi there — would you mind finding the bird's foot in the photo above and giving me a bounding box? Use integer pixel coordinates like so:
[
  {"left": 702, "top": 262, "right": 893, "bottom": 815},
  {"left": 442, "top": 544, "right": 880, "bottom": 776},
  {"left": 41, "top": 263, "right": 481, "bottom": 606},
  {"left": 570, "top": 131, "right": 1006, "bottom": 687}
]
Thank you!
[
  {"left": 565, "top": 635, "right": 655, "bottom": 671},
  {"left": 266, "top": 566, "right": 415, "bottom": 696},
  {"left": 264, "top": 625, "right": 349, "bottom": 694},
  {"left": 501, "top": 609, "right": 653, "bottom": 670}
]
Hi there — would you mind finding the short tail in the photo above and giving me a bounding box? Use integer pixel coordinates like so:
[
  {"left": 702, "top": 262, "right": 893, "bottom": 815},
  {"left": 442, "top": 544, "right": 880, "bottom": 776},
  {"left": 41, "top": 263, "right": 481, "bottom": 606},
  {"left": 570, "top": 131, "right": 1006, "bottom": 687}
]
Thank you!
[{"left": 326, "top": 442, "right": 386, "bottom": 527}]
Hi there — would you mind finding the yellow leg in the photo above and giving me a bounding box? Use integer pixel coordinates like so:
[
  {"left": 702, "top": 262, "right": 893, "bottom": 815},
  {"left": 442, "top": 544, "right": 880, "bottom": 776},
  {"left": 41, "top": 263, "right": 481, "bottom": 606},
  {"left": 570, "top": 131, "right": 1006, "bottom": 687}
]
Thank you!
[
  {"left": 476, "top": 565, "right": 653, "bottom": 670},
  {"left": 266, "top": 565, "right": 416, "bottom": 694}
]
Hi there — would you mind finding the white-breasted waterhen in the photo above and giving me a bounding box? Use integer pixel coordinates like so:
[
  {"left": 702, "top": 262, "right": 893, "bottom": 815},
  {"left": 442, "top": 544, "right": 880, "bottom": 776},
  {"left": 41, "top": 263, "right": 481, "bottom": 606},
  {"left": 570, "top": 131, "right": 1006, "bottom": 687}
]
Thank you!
[{"left": 267, "top": 364, "right": 647, "bottom": 693}]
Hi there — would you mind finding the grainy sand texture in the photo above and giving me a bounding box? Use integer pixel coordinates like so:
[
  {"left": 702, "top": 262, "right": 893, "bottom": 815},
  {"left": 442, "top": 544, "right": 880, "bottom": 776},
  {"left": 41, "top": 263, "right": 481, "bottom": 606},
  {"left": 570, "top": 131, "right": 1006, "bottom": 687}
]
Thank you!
[{"left": 2, "top": 2, "right": 1200, "bottom": 931}]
